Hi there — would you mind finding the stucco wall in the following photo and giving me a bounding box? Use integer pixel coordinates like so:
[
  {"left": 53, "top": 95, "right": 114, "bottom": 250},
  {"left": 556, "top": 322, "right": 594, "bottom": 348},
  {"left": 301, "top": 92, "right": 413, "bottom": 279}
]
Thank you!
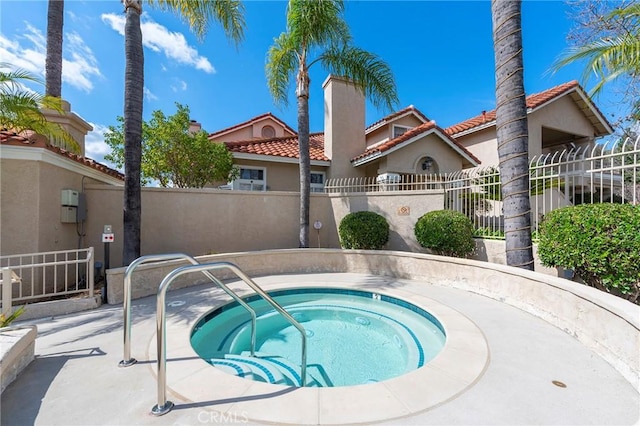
[{"left": 385, "top": 133, "right": 463, "bottom": 174}]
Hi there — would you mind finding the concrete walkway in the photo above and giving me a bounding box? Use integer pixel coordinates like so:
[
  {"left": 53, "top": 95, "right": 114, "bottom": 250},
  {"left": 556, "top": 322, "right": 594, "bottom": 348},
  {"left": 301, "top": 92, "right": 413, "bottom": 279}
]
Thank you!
[{"left": 1, "top": 273, "right": 638, "bottom": 425}]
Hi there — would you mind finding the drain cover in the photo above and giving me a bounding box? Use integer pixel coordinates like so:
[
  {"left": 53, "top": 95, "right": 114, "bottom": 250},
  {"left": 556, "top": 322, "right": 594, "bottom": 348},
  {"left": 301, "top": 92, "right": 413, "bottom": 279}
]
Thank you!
[
  {"left": 168, "top": 300, "right": 186, "bottom": 307},
  {"left": 552, "top": 380, "right": 567, "bottom": 388}
]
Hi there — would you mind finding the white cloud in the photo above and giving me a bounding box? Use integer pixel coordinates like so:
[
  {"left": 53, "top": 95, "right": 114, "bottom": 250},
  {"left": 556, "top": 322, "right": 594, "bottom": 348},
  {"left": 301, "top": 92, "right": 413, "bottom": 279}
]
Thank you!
[
  {"left": 0, "top": 22, "right": 101, "bottom": 92},
  {"left": 101, "top": 13, "right": 215, "bottom": 73},
  {"left": 171, "top": 79, "right": 187, "bottom": 92},
  {"left": 85, "top": 123, "right": 116, "bottom": 167},
  {"left": 144, "top": 86, "right": 158, "bottom": 101}
]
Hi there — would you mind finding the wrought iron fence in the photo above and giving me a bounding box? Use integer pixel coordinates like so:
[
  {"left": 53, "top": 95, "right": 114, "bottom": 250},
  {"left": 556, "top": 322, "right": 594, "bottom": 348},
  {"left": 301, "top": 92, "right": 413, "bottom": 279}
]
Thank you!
[
  {"left": 325, "top": 134, "right": 640, "bottom": 239},
  {"left": 0, "top": 247, "right": 94, "bottom": 309}
]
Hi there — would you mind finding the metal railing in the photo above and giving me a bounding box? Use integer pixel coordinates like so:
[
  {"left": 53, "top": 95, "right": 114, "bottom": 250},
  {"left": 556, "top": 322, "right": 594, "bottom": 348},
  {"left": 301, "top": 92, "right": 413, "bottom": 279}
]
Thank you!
[
  {"left": 0, "top": 248, "right": 94, "bottom": 309},
  {"left": 325, "top": 173, "right": 445, "bottom": 193},
  {"left": 152, "top": 261, "right": 308, "bottom": 416},
  {"left": 119, "top": 253, "right": 257, "bottom": 367}
]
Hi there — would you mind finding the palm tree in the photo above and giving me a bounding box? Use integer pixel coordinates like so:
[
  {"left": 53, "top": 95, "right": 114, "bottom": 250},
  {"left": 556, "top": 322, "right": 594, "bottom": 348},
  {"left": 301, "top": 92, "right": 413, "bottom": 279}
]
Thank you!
[
  {"left": 491, "top": 0, "right": 534, "bottom": 270},
  {"left": 46, "top": 0, "right": 64, "bottom": 98},
  {"left": 266, "top": 0, "right": 398, "bottom": 248},
  {"left": 121, "top": 0, "right": 245, "bottom": 265},
  {"left": 0, "top": 64, "right": 77, "bottom": 150},
  {"left": 554, "top": 3, "right": 640, "bottom": 118}
]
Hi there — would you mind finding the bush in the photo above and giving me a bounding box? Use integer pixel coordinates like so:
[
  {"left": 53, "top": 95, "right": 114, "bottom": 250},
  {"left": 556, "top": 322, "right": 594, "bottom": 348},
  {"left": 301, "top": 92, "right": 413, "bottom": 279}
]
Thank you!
[
  {"left": 414, "top": 210, "right": 475, "bottom": 257},
  {"left": 538, "top": 203, "right": 640, "bottom": 301},
  {"left": 338, "top": 211, "right": 389, "bottom": 250}
]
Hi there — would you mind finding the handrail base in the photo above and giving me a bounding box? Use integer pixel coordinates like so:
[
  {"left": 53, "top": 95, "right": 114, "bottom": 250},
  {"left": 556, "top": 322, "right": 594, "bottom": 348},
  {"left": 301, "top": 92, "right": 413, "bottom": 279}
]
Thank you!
[
  {"left": 151, "top": 401, "right": 174, "bottom": 416},
  {"left": 118, "top": 358, "right": 137, "bottom": 368}
]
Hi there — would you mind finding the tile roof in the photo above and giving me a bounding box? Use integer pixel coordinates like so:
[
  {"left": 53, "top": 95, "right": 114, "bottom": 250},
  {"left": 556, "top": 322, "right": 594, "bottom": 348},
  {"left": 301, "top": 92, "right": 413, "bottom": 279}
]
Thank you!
[
  {"left": 0, "top": 130, "right": 124, "bottom": 180},
  {"left": 208, "top": 112, "right": 297, "bottom": 139},
  {"left": 352, "top": 121, "right": 481, "bottom": 165},
  {"left": 444, "top": 81, "right": 611, "bottom": 136},
  {"left": 365, "top": 105, "right": 430, "bottom": 133},
  {"left": 224, "top": 133, "right": 329, "bottom": 162}
]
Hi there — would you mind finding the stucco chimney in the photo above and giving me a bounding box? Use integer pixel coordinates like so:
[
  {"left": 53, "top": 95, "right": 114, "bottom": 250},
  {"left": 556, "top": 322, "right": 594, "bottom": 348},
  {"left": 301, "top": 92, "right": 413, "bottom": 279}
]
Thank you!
[
  {"left": 189, "top": 120, "right": 202, "bottom": 134},
  {"left": 322, "top": 75, "right": 366, "bottom": 179},
  {"left": 40, "top": 100, "right": 92, "bottom": 156}
]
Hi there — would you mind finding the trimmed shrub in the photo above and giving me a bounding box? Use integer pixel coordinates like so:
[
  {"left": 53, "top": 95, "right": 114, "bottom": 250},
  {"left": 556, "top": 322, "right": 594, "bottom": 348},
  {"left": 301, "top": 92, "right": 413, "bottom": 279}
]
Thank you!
[
  {"left": 538, "top": 203, "right": 640, "bottom": 301},
  {"left": 414, "top": 210, "right": 475, "bottom": 257},
  {"left": 338, "top": 211, "right": 389, "bottom": 250}
]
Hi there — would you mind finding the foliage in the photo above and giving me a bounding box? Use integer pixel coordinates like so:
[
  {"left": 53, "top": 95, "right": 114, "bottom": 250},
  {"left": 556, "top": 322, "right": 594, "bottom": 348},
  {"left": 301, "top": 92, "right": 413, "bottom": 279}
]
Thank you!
[
  {"left": 538, "top": 203, "right": 640, "bottom": 301},
  {"left": 0, "top": 63, "right": 78, "bottom": 152},
  {"left": 265, "top": 0, "right": 398, "bottom": 247},
  {"left": 105, "top": 103, "right": 237, "bottom": 188},
  {"left": 0, "top": 305, "right": 25, "bottom": 328},
  {"left": 338, "top": 211, "right": 389, "bottom": 250},
  {"left": 414, "top": 210, "right": 475, "bottom": 258},
  {"left": 473, "top": 227, "right": 505, "bottom": 239},
  {"left": 557, "top": 1, "right": 640, "bottom": 123}
]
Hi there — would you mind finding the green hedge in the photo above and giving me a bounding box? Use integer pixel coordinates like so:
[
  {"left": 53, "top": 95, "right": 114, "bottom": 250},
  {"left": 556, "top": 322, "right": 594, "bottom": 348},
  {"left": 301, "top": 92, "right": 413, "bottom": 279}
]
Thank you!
[
  {"left": 538, "top": 203, "right": 640, "bottom": 300},
  {"left": 338, "top": 211, "right": 389, "bottom": 250},
  {"left": 414, "top": 210, "right": 475, "bottom": 258}
]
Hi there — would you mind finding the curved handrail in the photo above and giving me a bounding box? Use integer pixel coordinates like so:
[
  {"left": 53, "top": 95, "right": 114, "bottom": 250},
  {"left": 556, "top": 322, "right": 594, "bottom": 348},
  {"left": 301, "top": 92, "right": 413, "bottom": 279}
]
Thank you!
[
  {"left": 151, "top": 261, "right": 308, "bottom": 416},
  {"left": 120, "top": 253, "right": 257, "bottom": 367}
]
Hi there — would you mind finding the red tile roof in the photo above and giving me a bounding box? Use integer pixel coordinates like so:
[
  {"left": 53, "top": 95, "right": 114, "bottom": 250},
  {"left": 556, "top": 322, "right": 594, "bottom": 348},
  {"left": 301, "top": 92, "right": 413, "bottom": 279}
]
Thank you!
[
  {"left": 208, "top": 112, "right": 297, "bottom": 139},
  {"left": 353, "top": 121, "right": 481, "bottom": 165},
  {"left": 0, "top": 130, "right": 124, "bottom": 180},
  {"left": 224, "top": 133, "right": 329, "bottom": 162},
  {"left": 445, "top": 81, "right": 609, "bottom": 136},
  {"left": 365, "top": 105, "right": 430, "bottom": 133}
]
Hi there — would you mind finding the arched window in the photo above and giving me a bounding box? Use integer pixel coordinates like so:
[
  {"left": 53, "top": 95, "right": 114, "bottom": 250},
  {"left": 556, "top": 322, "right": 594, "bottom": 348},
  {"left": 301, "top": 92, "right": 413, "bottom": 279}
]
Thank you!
[
  {"left": 418, "top": 156, "right": 438, "bottom": 174},
  {"left": 261, "top": 125, "right": 275, "bottom": 138}
]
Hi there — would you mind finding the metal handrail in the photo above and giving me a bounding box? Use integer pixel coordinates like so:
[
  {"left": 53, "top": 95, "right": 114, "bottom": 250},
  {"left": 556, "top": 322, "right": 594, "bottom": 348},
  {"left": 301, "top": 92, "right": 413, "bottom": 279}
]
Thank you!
[
  {"left": 151, "top": 261, "right": 308, "bottom": 416},
  {"left": 119, "top": 254, "right": 257, "bottom": 367}
]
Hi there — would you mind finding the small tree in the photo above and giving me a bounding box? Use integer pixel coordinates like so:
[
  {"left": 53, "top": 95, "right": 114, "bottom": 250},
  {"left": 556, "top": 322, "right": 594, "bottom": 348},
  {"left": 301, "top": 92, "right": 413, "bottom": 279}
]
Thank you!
[
  {"left": 339, "top": 211, "right": 389, "bottom": 250},
  {"left": 105, "top": 103, "right": 237, "bottom": 188},
  {"left": 538, "top": 203, "right": 640, "bottom": 302},
  {"left": 415, "top": 210, "right": 475, "bottom": 258}
]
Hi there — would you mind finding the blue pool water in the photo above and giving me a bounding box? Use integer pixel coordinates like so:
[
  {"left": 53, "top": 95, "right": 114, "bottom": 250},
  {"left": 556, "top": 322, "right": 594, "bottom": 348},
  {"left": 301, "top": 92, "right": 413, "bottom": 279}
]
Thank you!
[{"left": 190, "top": 288, "right": 446, "bottom": 387}]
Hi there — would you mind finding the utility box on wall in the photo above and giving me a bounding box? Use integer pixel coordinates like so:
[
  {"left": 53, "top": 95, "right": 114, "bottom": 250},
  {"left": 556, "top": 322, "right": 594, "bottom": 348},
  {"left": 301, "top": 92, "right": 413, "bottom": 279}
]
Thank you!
[{"left": 61, "top": 189, "right": 79, "bottom": 223}]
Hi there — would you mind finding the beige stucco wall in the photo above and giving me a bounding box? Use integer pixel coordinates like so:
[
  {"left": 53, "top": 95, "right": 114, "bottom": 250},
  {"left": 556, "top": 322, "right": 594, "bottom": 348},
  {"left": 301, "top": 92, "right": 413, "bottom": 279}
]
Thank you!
[
  {"left": 0, "top": 158, "right": 103, "bottom": 255},
  {"left": 384, "top": 133, "right": 464, "bottom": 174},
  {"left": 364, "top": 114, "right": 425, "bottom": 147},
  {"left": 455, "top": 95, "right": 602, "bottom": 166},
  {"left": 229, "top": 159, "right": 328, "bottom": 192},
  {"left": 211, "top": 118, "right": 294, "bottom": 143}
]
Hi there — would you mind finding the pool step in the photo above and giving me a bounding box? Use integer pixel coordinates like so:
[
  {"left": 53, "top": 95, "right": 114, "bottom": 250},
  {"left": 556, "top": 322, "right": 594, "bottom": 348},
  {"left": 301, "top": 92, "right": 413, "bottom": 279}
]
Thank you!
[{"left": 209, "top": 353, "right": 320, "bottom": 387}]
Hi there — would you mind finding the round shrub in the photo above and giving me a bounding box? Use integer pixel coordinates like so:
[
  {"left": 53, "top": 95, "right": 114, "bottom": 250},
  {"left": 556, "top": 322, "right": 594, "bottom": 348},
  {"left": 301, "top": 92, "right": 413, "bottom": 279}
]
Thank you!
[
  {"left": 414, "top": 210, "right": 475, "bottom": 258},
  {"left": 338, "top": 211, "right": 389, "bottom": 250},
  {"left": 538, "top": 203, "right": 640, "bottom": 301}
]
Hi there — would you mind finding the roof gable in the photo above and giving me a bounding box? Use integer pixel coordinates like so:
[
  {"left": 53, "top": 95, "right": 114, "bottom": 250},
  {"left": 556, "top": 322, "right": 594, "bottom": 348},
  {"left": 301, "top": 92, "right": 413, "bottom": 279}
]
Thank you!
[
  {"left": 365, "top": 105, "right": 430, "bottom": 135},
  {"left": 353, "top": 121, "right": 480, "bottom": 166},
  {"left": 444, "top": 81, "right": 613, "bottom": 137},
  {"left": 208, "top": 112, "right": 297, "bottom": 140}
]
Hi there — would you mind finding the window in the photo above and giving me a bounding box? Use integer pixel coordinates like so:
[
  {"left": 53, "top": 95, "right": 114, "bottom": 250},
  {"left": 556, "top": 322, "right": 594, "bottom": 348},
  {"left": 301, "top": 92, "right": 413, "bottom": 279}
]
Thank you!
[
  {"left": 392, "top": 125, "right": 411, "bottom": 138},
  {"left": 261, "top": 125, "right": 275, "bottom": 138},
  {"left": 419, "top": 156, "right": 438, "bottom": 174},
  {"left": 310, "top": 172, "right": 325, "bottom": 193},
  {"left": 232, "top": 166, "right": 266, "bottom": 191}
]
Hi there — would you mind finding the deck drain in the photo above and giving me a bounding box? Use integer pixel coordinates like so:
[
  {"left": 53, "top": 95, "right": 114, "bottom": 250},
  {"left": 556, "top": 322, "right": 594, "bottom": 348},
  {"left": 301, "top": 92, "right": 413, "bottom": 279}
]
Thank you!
[
  {"left": 552, "top": 380, "right": 567, "bottom": 388},
  {"left": 168, "top": 300, "right": 185, "bottom": 307}
]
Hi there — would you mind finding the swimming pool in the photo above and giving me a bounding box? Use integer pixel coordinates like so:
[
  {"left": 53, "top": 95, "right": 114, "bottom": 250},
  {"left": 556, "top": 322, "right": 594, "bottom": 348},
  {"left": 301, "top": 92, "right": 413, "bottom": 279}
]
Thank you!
[{"left": 190, "top": 288, "right": 446, "bottom": 387}]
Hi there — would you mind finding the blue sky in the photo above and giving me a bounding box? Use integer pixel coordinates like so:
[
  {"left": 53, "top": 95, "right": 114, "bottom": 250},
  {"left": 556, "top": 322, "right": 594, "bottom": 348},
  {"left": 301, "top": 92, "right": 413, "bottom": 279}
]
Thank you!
[{"left": 0, "top": 1, "right": 619, "bottom": 165}]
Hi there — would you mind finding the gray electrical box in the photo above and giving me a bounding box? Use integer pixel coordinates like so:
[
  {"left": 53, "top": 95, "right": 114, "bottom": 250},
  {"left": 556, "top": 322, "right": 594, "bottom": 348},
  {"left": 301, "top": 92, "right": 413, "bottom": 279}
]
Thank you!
[
  {"left": 76, "top": 193, "right": 87, "bottom": 222},
  {"left": 61, "top": 206, "right": 77, "bottom": 223},
  {"left": 61, "top": 189, "right": 79, "bottom": 207}
]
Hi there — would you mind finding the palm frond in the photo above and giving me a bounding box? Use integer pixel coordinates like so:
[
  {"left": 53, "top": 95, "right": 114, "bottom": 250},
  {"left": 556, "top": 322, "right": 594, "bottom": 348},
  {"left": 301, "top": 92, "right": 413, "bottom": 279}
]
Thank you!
[
  {"left": 318, "top": 45, "right": 399, "bottom": 111},
  {"left": 287, "top": 0, "right": 350, "bottom": 50},
  {"left": 150, "top": 0, "right": 245, "bottom": 44},
  {"left": 266, "top": 32, "right": 299, "bottom": 107}
]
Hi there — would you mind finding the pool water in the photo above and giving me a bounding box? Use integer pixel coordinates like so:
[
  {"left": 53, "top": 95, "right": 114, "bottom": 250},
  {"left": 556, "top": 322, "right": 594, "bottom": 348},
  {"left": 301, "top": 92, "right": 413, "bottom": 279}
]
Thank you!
[{"left": 191, "top": 288, "right": 446, "bottom": 387}]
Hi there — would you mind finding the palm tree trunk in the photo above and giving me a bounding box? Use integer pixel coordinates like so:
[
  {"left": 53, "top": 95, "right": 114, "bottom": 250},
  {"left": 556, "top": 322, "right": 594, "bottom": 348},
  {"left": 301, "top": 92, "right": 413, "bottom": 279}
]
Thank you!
[
  {"left": 123, "top": 0, "right": 144, "bottom": 265},
  {"left": 491, "top": 0, "right": 534, "bottom": 270},
  {"left": 296, "top": 70, "right": 310, "bottom": 248},
  {"left": 45, "top": 0, "right": 64, "bottom": 98}
]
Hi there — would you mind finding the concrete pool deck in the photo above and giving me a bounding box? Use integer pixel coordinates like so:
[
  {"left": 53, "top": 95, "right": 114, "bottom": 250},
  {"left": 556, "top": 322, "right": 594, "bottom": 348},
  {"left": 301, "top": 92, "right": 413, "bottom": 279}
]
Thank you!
[{"left": 1, "top": 272, "right": 639, "bottom": 425}]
